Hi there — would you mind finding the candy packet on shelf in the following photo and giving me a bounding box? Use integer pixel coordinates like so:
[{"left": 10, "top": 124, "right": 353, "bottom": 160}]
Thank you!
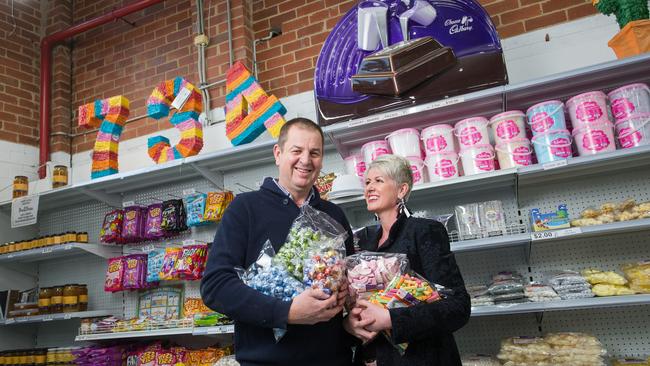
[
  {"left": 184, "top": 193, "right": 208, "bottom": 227},
  {"left": 346, "top": 252, "right": 409, "bottom": 303},
  {"left": 204, "top": 191, "right": 234, "bottom": 222},
  {"left": 146, "top": 249, "right": 166, "bottom": 283},
  {"left": 105, "top": 257, "right": 125, "bottom": 292},
  {"left": 122, "top": 206, "right": 146, "bottom": 243},
  {"left": 159, "top": 247, "right": 183, "bottom": 280},
  {"left": 172, "top": 244, "right": 209, "bottom": 280},
  {"left": 100, "top": 209, "right": 124, "bottom": 244},
  {"left": 145, "top": 203, "right": 165, "bottom": 239}
]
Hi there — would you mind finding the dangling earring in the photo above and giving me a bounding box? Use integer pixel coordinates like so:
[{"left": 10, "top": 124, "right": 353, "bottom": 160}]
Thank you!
[
  {"left": 374, "top": 213, "right": 380, "bottom": 221},
  {"left": 397, "top": 197, "right": 411, "bottom": 218}
]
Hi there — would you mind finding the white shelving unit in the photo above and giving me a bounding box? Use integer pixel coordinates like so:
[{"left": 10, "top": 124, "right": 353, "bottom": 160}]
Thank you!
[
  {"left": 0, "top": 243, "right": 121, "bottom": 263},
  {"left": 3, "top": 310, "right": 112, "bottom": 326},
  {"left": 1, "top": 53, "right": 649, "bottom": 357},
  {"left": 75, "top": 324, "right": 234, "bottom": 341}
]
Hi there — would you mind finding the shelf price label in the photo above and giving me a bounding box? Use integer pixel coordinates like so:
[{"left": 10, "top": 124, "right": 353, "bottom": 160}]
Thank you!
[
  {"left": 182, "top": 239, "right": 197, "bottom": 246},
  {"left": 64, "top": 314, "right": 72, "bottom": 320},
  {"left": 43, "top": 316, "right": 54, "bottom": 322},
  {"left": 531, "top": 227, "right": 582, "bottom": 241},
  {"left": 542, "top": 159, "right": 568, "bottom": 170},
  {"left": 182, "top": 188, "right": 196, "bottom": 196},
  {"left": 42, "top": 247, "right": 53, "bottom": 254},
  {"left": 122, "top": 200, "right": 135, "bottom": 208},
  {"left": 5, "top": 318, "right": 15, "bottom": 324},
  {"left": 141, "top": 244, "right": 156, "bottom": 253}
]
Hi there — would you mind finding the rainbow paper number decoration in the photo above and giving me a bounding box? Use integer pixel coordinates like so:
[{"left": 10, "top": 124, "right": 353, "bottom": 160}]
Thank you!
[
  {"left": 225, "top": 61, "right": 286, "bottom": 146},
  {"left": 146, "top": 77, "right": 204, "bottom": 164},
  {"left": 78, "top": 96, "right": 130, "bottom": 179}
]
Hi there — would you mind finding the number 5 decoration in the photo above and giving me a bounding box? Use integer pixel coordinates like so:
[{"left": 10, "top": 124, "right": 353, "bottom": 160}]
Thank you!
[
  {"left": 225, "top": 61, "right": 286, "bottom": 146},
  {"left": 146, "top": 77, "right": 204, "bottom": 163},
  {"left": 78, "top": 96, "right": 130, "bottom": 179}
]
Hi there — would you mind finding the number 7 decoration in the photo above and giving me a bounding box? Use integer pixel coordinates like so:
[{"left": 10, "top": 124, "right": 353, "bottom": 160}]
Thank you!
[
  {"left": 225, "top": 61, "right": 286, "bottom": 146},
  {"left": 78, "top": 96, "right": 130, "bottom": 179},
  {"left": 146, "top": 77, "right": 204, "bottom": 163}
]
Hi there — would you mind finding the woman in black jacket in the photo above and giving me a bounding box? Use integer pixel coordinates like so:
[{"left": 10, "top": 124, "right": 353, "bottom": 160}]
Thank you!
[{"left": 343, "top": 154, "right": 471, "bottom": 366}]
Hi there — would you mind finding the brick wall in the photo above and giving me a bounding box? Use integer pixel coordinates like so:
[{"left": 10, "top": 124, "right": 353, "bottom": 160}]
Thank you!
[
  {"left": 0, "top": 0, "right": 601, "bottom": 155},
  {"left": 0, "top": 0, "right": 42, "bottom": 147}
]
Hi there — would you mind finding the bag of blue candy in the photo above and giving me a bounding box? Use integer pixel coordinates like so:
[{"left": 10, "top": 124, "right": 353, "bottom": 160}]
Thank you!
[{"left": 236, "top": 240, "right": 304, "bottom": 342}]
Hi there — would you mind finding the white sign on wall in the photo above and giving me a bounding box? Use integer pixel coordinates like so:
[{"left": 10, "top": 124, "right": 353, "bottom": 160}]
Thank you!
[{"left": 11, "top": 195, "right": 39, "bottom": 228}]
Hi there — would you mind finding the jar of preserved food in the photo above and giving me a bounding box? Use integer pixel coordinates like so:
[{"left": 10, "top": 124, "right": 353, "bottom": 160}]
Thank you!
[
  {"left": 38, "top": 237, "right": 46, "bottom": 248},
  {"left": 38, "top": 287, "right": 52, "bottom": 314},
  {"left": 52, "top": 166, "right": 68, "bottom": 189},
  {"left": 76, "top": 232, "right": 88, "bottom": 243},
  {"left": 62, "top": 285, "right": 79, "bottom": 313},
  {"left": 13, "top": 176, "right": 28, "bottom": 199},
  {"left": 50, "top": 287, "right": 64, "bottom": 313},
  {"left": 17, "top": 351, "right": 27, "bottom": 365},
  {"left": 25, "top": 351, "right": 34, "bottom": 365},
  {"left": 78, "top": 285, "right": 88, "bottom": 312},
  {"left": 8, "top": 242, "right": 16, "bottom": 253},
  {"left": 46, "top": 349, "right": 56, "bottom": 365},
  {"left": 65, "top": 232, "right": 76, "bottom": 243},
  {"left": 45, "top": 236, "right": 54, "bottom": 247},
  {"left": 34, "top": 350, "right": 47, "bottom": 366}
]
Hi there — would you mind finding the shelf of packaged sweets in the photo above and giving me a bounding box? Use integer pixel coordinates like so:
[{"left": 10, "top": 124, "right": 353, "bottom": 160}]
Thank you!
[
  {"left": 0, "top": 243, "right": 121, "bottom": 263},
  {"left": 471, "top": 294, "right": 650, "bottom": 317}
]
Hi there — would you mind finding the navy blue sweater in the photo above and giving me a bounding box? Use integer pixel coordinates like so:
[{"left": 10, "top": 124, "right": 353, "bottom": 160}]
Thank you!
[{"left": 200, "top": 177, "right": 355, "bottom": 366}]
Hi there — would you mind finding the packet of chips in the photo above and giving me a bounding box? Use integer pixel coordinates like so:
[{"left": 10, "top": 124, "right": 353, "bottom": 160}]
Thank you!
[
  {"left": 105, "top": 257, "right": 125, "bottom": 292},
  {"left": 185, "top": 193, "right": 209, "bottom": 227},
  {"left": 204, "top": 191, "right": 234, "bottom": 222},
  {"left": 101, "top": 209, "right": 124, "bottom": 243},
  {"left": 145, "top": 203, "right": 165, "bottom": 239},
  {"left": 159, "top": 247, "right": 183, "bottom": 280}
]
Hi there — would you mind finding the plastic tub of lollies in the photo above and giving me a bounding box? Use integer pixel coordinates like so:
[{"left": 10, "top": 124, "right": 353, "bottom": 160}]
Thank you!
[
  {"left": 531, "top": 129, "right": 573, "bottom": 163},
  {"left": 489, "top": 110, "right": 527, "bottom": 144},
  {"left": 526, "top": 100, "right": 566, "bottom": 135},
  {"left": 386, "top": 128, "right": 422, "bottom": 158},
  {"left": 608, "top": 83, "right": 650, "bottom": 122},
  {"left": 566, "top": 91, "right": 610, "bottom": 130},
  {"left": 344, "top": 153, "right": 367, "bottom": 179},
  {"left": 495, "top": 138, "right": 533, "bottom": 169},
  {"left": 424, "top": 151, "right": 460, "bottom": 181},
  {"left": 615, "top": 114, "right": 650, "bottom": 149},
  {"left": 459, "top": 144, "right": 496, "bottom": 176},
  {"left": 406, "top": 155, "right": 428, "bottom": 185},
  {"left": 421, "top": 124, "right": 455, "bottom": 155},
  {"left": 572, "top": 121, "right": 616, "bottom": 156},
  {"left": 454, "top": 117, "right": 490, "bottom": 149},
  {"left": 361, "top": 140, "right": 391, "bottom": 165}
]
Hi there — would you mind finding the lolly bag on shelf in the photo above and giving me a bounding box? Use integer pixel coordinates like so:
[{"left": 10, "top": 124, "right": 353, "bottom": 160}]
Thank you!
[
  {"left": 622, "top": 261, "right": 650, "bottom": 285},
  {"left": 346, "top": 252, "right": 409, "bottom": 303},
  {"left": 145, "top": 203, "right": 165, "bottom": 239},
  {"left": 273, "top": 205, "right": 349, "bottom": 281},
  {"left": 236, "top": 240, "right": 305, "bottom": 342},
  {"left": 581, "top": 268, "right": 628, "bottom": 285},
  {"left": 204, "top": 191, "right": 234, "bottom": 222},
  {"left": 122, "top": 206, "right": 146, "bottom": 243},
  {"left": 146, "top": 249, "right": 166, "bottom": 283},
  {"left": 105, "top": 257, "right": 125, "bottom": 292},
  {"left": 303, "top": 234, "right": 347, "bottom": 296},
  {"left": 497, "top": 336, "right": 552, "bottom": 365},
  {"left": 172, "top": 244, "right": 209, "bottom": 280},
  {"left": 159, "top": 247, "right": 183, "bottom": 280},
  {"left": 101, "top": 209, "right": 124, "bottom": 244},
  {"left": 184, "top": 193, "right": 209, "bottom": 227},
  {"left": 368, "top": 271, "right": 449, "bottom": 355}
]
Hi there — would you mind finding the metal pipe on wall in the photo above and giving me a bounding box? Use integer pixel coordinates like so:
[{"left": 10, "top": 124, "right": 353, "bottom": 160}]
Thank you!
[
  {"left": 38, "top": 0, "right": 165, "bottom": 178},
  {"left": 195, "top": 0, "right": 212, "bottom": 125}
]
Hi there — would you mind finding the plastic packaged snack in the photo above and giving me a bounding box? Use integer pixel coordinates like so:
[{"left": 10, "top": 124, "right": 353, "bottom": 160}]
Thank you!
[
  {"left": 494, "top": 292, "right": 526, "bottom": 302},
  {"left": 622, "top": 261, "right": 650, "bottom": 286},
  {"left": 273, "top": 205, "right": 348, "bottom": 280},
  {"left": 147, "top": 249, "right": 166, "bottom": 283},
  {"left": 161, "top": 199, "right": 188, "bottom": 232},
  {"left": 185, "top": 193, "right": 208, "bottom": 227},
  {"left": 580, "top": 207, "right": 601, "bottom": 218},
  {"left": 461, "top": 354, "right": 501, "bottom": 366},
  {"left": 524, "top": 283, "right": 560, "bottom": 302},
  {"left": 467, "top": 284, "right": 489, "bottom": 298},
  {"left": 581, "top": 268, "right": 627, "bottom": 285},
  {"left": 488, "top": 280, "right": 524, "bottom": 295},
  {"left": 479, "top": 200, "right": 507, "bottom": 237},
  {"left": 122, "top": 206, "right": 146, "bottom": 243},
  {"left": 493, "top": 271, "right": 524, "bottom": 282},
  {"left": 145, "top": 203, "right": 165, "bottom": 239},
  {"left": 100, "top": 209, "right": 124, "bottom": 243},
  {"left": 303, "top": 238, "right": 346, "bottom": 295},
  {"left": 204, "top": 191, "right": 234, "bottom": 222},
  {"left": 592, "top": 283, "right": 636, "bottom": 296},
  {"left": 547, "top": 270, "right": 588, "bottom": 287},
  {"left": 471, "top": 295, "right": 495, "bottom": 306},
  {"left": 173, "top": 244, "right": 209, "bottom": 280},
  {"left": 159, "top": 247, "right": 183, "bottom": 280},
  {"left": 346, "top": 252, "right": 409, "bottom": 302},
  {"left": 123, "top": 254, "right": 147, "bottom": 290},
  {"left": 455, "top": 203, "right": 481, "bottom": 240},
  {"left": 105, "top": 257, "right": 125, "bottom": 292}
]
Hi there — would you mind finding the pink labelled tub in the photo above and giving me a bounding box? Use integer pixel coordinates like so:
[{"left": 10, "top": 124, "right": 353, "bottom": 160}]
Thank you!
[
  {"left": 424, "top": 151, "right": 460, "bottom": 181},
  {"left": 566, "top": 91, "right": 610, "bottom": 129},
  {"left": 489, "top": 110, "right": 527, "bottom": 144},
  {"left": 361, "top": 140, "right": 391, "bottom": 165},
  {"left": 572, "top": 121, "right": 616, "bottom": 156},
  {"left": 406, "top": 156, "right": 428, "bottom": 185},
  {"left": 526, "top": 100, "right": 566, "bottom": 135},
  {"left": 459, "top": 144, "right": 496, "bottom": 176},
  {"left": 344, "top": 153, "right": 367, "bottom": 179},
  {"left": 421, "top": 124, "right": 455, "bottom": 155},
  {"left": 454, "top": 117, "right": 490, "bottom": 149},
  {"left": 608, "top": 83, "right": 650, "bottom": 122},
  {"left": 386, "top": 128, "right": 422, "bottom": 158},
  {"left": 495, "top": 138, "right": 533, "bottom": 169},
  {"left": 531, "top": 129, "right": 573, "bottom": 163},
  {"left": 615, "top": 114, "right": 650, "bottom": 149}
]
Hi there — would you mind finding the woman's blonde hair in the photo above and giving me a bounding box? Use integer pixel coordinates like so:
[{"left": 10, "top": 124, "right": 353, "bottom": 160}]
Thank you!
[{"left": 366, "top": 154, "right": 413, "bottom": 200}]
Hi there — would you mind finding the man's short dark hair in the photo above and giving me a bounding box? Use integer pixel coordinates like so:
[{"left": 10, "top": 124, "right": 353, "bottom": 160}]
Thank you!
[{"left": 277, "top": 117, "right": 325, "bottom": 150}]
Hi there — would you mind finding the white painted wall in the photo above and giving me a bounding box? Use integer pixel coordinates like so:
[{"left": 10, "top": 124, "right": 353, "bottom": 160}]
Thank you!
[{"left": 0, "top": 13, "right": 630, "bottom": 192}]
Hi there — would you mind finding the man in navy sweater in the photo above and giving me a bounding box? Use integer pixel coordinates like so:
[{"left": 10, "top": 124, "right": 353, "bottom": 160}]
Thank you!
[{"left": 200, "top": 118, "right": 356, "bottom": 366}]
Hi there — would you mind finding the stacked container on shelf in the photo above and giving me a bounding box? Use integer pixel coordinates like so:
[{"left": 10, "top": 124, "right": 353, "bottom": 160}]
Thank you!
[
  {"left": 422, "top": 123, "right": 461, "bottom": 181},
  {"left": 527, "top": 99, "right": 574, "bottom": 163},
  {"left": 455, "top": 117, "right": 495, "bottom": 176},
  {"left": 608, "top": 83, "right": 650, "bottom": 149},
  {"left": 489, "top": 111, "right": 533, "bottom": 169},
  {"left": 386, "top": 128, "right": 427, "bottom": 185},
  {"left": 566, "top": 91, "right": 617, "bottom": 156}
]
